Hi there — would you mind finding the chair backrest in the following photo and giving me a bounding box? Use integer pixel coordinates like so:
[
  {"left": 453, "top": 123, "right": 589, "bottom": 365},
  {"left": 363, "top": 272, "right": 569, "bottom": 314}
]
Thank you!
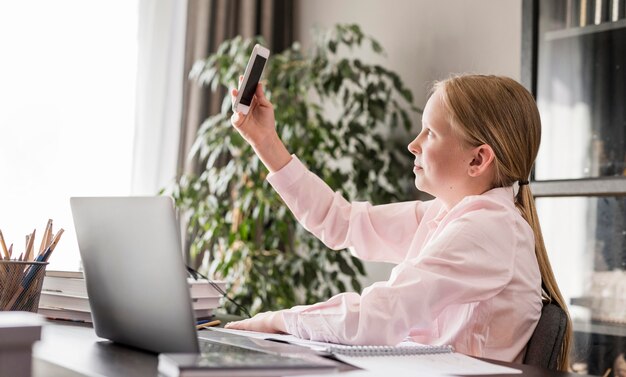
[{"left": 523, "top": 302, "right": 567, "bottom": 370}]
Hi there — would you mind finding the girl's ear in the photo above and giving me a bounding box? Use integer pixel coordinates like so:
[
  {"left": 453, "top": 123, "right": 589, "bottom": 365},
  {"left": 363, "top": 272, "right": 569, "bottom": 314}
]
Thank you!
[{"left": 468, "top": 144, "right": 495, "bottom": 177}]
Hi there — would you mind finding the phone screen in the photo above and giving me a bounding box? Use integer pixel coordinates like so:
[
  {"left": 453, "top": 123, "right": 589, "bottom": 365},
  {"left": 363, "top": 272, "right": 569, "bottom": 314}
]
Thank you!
[{"left": 239, "top": 55, "right": 267, "bottom": 106}]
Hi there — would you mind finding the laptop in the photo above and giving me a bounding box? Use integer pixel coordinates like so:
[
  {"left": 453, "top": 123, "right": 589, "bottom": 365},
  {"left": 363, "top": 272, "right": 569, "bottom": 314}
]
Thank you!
[
  {"left": 70, "top": 196, "right": 322, "bottom": 357},
  {"left": 70, "top": 196, "right": 201, "bottom": 353}
]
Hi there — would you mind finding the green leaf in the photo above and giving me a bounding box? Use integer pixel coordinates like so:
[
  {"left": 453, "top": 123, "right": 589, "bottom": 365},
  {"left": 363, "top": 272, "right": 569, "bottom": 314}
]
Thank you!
[
  {"left": 371, "top": 39, "right": 383, "bottom": 54},
  {"left": 351, "top": 257, "right": 366, "bottom": 275},
  {"left": 337, "top": 256, "right": 354, "bottom": 276},
  {"left": 328, "top": 40, "right": 337, "bottom": 53},
  {"left": 351, "top": 277, "right": 362, "bottom": 292},
  {"left": 164, "top": 23, "right": 419, "bottom": 315},
  {"left": 400, "top": 88, "right": 414, "bottom": 103}
]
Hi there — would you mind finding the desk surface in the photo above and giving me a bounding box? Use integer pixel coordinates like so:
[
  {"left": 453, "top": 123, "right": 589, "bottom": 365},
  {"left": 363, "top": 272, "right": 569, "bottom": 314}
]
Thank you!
[{"left": 33, "top": 321, "right": 594, "bottom": 377}]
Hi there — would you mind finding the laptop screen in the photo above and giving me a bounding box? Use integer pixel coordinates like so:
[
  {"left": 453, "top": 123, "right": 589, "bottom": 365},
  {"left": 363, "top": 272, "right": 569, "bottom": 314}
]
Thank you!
[{"left": 70, "top": 196, "right": 199, "bottom": 353}]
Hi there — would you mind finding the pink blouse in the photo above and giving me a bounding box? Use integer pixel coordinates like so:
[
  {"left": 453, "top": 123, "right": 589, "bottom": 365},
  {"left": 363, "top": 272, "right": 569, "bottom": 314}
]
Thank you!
[{"left": 266, "top": 156, "right": 542, "bottom": 363}]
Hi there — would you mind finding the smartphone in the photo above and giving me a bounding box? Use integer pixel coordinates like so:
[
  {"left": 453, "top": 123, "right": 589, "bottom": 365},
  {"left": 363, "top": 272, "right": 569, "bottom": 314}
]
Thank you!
[{"left": 232, "top": 44, "right": 270, "bottom": 114}]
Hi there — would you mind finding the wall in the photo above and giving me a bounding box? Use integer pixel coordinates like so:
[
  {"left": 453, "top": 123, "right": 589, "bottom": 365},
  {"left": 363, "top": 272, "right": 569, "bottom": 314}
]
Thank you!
[{"left": 295, "top": 0, "right": 522, "bottom": 286}]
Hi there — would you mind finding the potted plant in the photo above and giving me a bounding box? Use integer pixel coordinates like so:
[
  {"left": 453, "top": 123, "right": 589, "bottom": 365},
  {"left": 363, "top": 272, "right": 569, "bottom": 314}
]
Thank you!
[{"left": 168, "top": 24, "right": 420, "bottom": 315}]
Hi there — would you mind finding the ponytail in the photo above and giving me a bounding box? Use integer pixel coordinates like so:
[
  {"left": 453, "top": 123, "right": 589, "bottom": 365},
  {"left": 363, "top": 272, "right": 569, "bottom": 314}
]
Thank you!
[
  {"left": 437, "top": 75, "right": 573, "bottom": 371},
  {"left": 516, "top": 184, "right": 572, "bottom": 371}
]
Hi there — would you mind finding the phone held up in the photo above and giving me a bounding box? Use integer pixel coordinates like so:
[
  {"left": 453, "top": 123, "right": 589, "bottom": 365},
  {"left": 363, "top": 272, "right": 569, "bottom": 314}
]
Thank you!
[{"left": 232, "top": 44, "right": 270, "bottom": 115}]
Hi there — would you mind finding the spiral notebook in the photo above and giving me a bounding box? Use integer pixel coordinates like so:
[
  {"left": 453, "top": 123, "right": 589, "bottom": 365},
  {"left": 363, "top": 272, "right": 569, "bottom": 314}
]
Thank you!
[
  {"left": 323, "top": 343, "right": 453, "bottom": 357},
  {"left": 208, "top": 329, "right": 521, "bottom": 375},
  {"left": 208, "top": 328, "right": 452, "bottom": 357}
]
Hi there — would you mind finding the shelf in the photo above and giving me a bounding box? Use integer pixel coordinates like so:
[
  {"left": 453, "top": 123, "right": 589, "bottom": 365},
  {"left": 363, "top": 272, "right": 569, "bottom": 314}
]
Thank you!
[
  {"left": 531, "top": 177, "right": 626, "bottom": 197},
  {"left": 570, "top": 297, "right": 626, "bottom": 337},
  {"left": 573, "top": 318, "right": 626, "bottom": 337},
  {"left": 544, "top": 18, "right": 626, "bottom": 41}
]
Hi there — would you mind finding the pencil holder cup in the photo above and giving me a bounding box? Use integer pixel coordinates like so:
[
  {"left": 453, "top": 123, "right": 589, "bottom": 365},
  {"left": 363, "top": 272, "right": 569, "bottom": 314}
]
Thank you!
[{"left": 0, "top": 261, "right": 48, "bottom": 312}]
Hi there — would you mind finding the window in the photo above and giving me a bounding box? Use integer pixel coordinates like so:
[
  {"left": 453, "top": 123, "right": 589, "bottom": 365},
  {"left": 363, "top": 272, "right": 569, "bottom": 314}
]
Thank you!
[
  {"left": 0, "top": 1, "right": 138, "bottom": 270},
  {"left": 524, "top": 0, "right": 626, "bottom": 374}
]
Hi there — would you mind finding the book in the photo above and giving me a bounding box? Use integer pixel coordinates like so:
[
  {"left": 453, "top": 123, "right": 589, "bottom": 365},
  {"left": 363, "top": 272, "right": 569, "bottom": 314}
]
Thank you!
[
  {"left": 188, "top": 279, "right": 226, "bottom": 298},
  {"left": 41, "top": 274, "right": 223, "bottom": 298},
  {"left": 38, "top": 291, "right": 90, "bottom": 312},
  {"left": 158, "top": 351, "right": 337, "bottom": 377},
  {"left": 42, "top": 276, "right": 87, "bottom": 297},
  {"left": 191, "top": 297, "right": 221, "bottom": 310},
  {"left": 193, "top": 309, "right": 214, "bottom": 320},
  {"left": 38, "top": 296, "right": 212, "bottom": 323},
  {"left": 39, "top": 295, "right": 219, "bottom": 313},
  {"left": 45, "top": 270, "right": 84, "bottom": 279},
  {"left": 38, "top": 307, "right": 93, "bottom": 323},
  {"left": 0, "top": 312, "right": 44, "bottom": 377}
]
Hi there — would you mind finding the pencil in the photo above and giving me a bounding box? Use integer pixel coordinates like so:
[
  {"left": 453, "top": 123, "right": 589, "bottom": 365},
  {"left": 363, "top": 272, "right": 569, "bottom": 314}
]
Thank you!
[
  {"left": 195, "top": 320, "right": 221, "bottom": 329},
  {"left": 41, "top": 229, "right": 64, "bottom": 261},
  {"left": 25, "top": 229, "right": 36, "bottom": 261},
  {"left": 39, "top": 219, "right": 53, "bottom": 254},
  {"left": 0, "top": 230, "right": 9, "bottom": 260}
]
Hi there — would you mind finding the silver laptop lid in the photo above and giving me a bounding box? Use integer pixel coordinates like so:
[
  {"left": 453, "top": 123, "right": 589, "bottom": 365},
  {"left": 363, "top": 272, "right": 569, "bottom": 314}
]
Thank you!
[{"left": 70, "top": 196, "right": 199, "bottom": 354}]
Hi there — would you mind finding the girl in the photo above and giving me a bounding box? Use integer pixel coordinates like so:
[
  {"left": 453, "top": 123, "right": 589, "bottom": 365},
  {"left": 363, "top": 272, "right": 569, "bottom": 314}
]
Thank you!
[{"left": 224, "top": 74, "right": 572, "bottom": 370}]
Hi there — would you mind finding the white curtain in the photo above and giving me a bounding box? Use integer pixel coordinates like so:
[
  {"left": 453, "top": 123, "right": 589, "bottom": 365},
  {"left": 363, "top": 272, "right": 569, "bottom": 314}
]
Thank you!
[{"left": 132, "top": 0, "right": 188, "bottom": 195}]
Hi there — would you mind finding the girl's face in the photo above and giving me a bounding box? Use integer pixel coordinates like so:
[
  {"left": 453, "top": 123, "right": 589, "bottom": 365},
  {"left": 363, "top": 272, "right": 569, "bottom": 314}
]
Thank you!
[{"left": 407, "top": 89, "right": 477, "bottom": 207}]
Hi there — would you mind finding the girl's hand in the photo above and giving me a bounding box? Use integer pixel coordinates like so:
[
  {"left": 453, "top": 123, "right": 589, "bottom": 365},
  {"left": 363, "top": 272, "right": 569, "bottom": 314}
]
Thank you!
[
  {"left": 230, "top": 80, "right": 277, "bottom": 151},
  {"left": 230, "top": 79, "right": 292, "bottom": 172},
  {"left": 224, "top": 310, "right": 287, "bottom": 333}
]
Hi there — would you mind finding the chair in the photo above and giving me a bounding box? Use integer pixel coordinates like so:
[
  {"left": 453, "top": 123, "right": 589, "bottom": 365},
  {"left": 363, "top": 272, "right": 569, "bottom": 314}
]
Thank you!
[{"left": 523, "top": 302, "right": 567, "bottom": 370}]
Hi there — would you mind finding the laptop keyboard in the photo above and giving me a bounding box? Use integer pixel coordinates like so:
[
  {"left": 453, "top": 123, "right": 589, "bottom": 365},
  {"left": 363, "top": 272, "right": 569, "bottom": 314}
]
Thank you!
[
  {"left": 198, "top": 339, "right": 262, "bottom": 354},
  {"left": 195, "top": 338, "right": 337, "bottom": 372}
]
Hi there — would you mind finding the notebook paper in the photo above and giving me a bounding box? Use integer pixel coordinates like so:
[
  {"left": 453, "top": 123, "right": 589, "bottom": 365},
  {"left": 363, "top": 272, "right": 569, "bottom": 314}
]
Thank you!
[
  {"left": 334, "top": 353, "right": 521, "bottom": 375},
  {"left": 208, "top": 328, "right": 521, "bottom": 375},
  {"left": 208, "top": 328, "right": 442, "bottom": 354}
]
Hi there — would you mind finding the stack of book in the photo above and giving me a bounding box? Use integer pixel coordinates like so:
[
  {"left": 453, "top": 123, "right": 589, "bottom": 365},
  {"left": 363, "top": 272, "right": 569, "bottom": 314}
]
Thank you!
[
  {"left": 38, "top": 270, "right": 91, "bottom": 322},
  {"left": 188, "top": 278, "right": 226, "bottom": 320},
  {"left": 0, "top": 312, "right": 45, "bottom": 377},
  {"left": 38, "top": 271, "right": 226, "bottom": 322}
]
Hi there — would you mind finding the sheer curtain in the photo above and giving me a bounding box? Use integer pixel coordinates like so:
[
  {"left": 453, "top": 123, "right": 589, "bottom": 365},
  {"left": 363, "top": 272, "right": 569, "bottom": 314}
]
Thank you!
[
  {"left": 175, "top": 0, "right": 295, "bottom": 263},
  {"left": 0, "top": 1, "right": 138, "bottom": 270},
  {"left": 177, "top": 0, "right": 295, "bottom": 178},
  {"left": 131, "top": 0, "right": 188, "bottom": 195},
  {"left": 132, "top": 0, "right": 295, "bottom": 193}
]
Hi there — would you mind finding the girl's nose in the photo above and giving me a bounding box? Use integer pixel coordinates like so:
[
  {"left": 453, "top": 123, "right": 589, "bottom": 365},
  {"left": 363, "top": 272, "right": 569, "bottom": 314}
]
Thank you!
[{"left": 407, "top": 135, "right": 421, "bottom": 155}]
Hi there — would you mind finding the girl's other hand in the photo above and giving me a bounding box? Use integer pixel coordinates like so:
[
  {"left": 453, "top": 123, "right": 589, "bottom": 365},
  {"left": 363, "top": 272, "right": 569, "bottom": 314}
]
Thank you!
[
  {"left": 229, "top": 78, "right": 292, "bottom": 173},
  {"left": 230, "top": 79, "right": 277, "bottom": 151},
  {"left": 224, "top": 310, "right": 287, "bottom": 334}
]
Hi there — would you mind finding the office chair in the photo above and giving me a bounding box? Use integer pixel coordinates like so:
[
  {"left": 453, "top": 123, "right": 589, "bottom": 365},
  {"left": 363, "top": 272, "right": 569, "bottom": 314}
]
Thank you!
[{"left": 523, "top": 302, "right": 567, "bottom": 370}]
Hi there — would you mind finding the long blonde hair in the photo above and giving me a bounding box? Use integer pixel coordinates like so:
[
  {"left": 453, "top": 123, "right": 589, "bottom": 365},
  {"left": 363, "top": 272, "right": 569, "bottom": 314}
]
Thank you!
[{"left": 434, "top": 74, "right": 571, "bottom": 371}]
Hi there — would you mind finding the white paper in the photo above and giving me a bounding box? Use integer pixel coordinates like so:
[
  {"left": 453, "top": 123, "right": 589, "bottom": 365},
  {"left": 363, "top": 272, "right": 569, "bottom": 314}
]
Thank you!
[
  {"left": 300, "top": 370, "right": 440, "bottom": 377},
  {"left": 209, "top": 328, "right": 436, "bottom": 353},
  {"left": 208, "top": 328, "right": 333, "bottom": 351},
  {"left": 335, "top": 353, "right": 521, "bottom": 375},
  {"left": 209, "top": 328, "right": 522, "bottom": 375}
]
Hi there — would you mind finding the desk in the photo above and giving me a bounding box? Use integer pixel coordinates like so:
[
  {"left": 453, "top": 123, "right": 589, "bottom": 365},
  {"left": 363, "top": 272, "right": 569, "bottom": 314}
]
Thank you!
[{"left": 32, "top": 321, "right": 594, "bottom": 377}]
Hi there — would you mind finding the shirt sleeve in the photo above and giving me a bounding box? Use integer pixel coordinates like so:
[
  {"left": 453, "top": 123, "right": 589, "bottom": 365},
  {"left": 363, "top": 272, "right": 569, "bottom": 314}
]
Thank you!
[
  {"left": 266, "top": 155, "right": 427, "bottom": 264},
  {"left": 280, "top": 207, "right": 517, "bottom": 346}
]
